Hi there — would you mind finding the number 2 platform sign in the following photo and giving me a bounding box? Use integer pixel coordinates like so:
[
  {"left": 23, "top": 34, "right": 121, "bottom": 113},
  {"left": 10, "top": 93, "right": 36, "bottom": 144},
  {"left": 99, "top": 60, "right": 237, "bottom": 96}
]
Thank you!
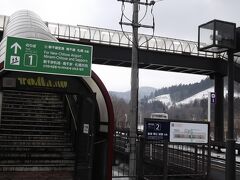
[
  {"left": 4, "top": 36, "right": 92, "bottom": 77},
  {"left": 144, "top": 120, "right": 170, "bottom": 141}
]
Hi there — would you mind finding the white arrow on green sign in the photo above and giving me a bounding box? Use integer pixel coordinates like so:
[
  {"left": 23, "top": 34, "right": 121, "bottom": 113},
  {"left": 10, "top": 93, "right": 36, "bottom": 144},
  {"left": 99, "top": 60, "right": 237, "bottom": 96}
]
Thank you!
[{"left": 5, "top": 36, "right": 93, "bottom": 77}]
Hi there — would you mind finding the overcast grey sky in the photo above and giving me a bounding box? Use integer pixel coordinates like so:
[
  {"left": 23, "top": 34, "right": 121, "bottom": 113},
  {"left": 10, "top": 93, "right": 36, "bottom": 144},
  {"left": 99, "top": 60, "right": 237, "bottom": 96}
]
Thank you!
[{"left": 1, "top": 0, "right": 240, "bottom": 91}]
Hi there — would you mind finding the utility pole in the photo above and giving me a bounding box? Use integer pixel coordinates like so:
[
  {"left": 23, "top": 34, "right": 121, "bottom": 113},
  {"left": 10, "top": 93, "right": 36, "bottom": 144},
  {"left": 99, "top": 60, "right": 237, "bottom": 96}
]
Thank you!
[
  {"left": 118, "top": 0, "right": 155, "bottom": 179},
  {"left": 129, "top": 0, "right": 138, "bottom": 178}
]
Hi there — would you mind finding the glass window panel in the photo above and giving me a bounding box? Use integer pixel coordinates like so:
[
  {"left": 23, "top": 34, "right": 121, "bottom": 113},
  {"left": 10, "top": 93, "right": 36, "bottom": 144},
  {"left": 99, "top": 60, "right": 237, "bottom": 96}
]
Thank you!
[
  {"left": 69, "top": 26, "right": 80, "bottom": 39},
  {"left": 92, "top": 29, "right": 100, "bottom": 41},
  {"left": 79, "top": 27, "right": 90, "bottom": 39},
  {"left": 47, "top": 23, "right": 58, "bottom": 35},
  {"left": 101, "top": 31, "right": 111, "bottom": 42},
  {"left": 59, "top": 24, "right": 69, "bottom": 37},
  {"left": 148, "top": 38, "right": 157, "bottom": 50},
  {"left": 111, "top": 33, "right": 120, "bottom": 45}
]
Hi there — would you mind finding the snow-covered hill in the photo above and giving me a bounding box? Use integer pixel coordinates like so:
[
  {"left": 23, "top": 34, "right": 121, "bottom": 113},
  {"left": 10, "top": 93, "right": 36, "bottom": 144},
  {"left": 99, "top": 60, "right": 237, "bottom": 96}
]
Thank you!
[
  {"left": 176, "top": 86, "right": 240, "bottom": 106},
  {"left": 148, "top": 94, "right": 172, "bottom": 107},
  {"left": 175, "top": 87, "right": 214, "bottom": 106},
  {"left": 149, "top": 86, "right": 240, "bottom": 107}
]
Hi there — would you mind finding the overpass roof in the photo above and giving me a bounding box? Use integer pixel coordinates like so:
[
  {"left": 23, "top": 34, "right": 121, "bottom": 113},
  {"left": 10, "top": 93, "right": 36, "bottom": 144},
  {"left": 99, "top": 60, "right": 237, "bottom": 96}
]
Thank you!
[{"left": 46, "top": 21, "right": 240, "bottom": 63}]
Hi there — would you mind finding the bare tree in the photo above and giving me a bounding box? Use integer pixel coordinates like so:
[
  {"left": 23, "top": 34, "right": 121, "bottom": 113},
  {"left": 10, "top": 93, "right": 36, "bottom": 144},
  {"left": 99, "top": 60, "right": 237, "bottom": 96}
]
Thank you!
[{"left": 110, "top": 95, "right": 129, "bottom": 129}]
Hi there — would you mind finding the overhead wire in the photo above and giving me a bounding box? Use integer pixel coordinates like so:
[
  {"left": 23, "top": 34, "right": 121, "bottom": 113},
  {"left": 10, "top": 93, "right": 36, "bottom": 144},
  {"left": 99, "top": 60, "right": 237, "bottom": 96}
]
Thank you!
[
  {"left": 139, "top": 2, "right": 155, "bottom": 47},
  {"left": 139, "top": 1, "right": 148, "bottom": 24},
  {"left": 121, "top": 2, "right": 132, "bottom": 23},
  {"left": 120, "top": 1, "right": 135, "bottom": 46},
  {"left": 119, "top": 0, "right": 158, "bottom": 48},
  {"left": 154, "top": 0, "right": 163, "bottom": 2}
]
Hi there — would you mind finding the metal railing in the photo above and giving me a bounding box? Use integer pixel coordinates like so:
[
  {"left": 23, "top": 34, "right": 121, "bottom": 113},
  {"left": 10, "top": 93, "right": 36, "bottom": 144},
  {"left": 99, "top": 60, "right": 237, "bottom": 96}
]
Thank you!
[
  {"left": 113, "top": 129, "right": 240, "bottom": 179},
  {"left": 142, "top": 140, "right": 210, "bottom": 179},
  {"left": 46, "top": 22, "right": 215, "bottom": 58},
  {"left": 113, "top": 130, "right": 210, "bottom": 179}
]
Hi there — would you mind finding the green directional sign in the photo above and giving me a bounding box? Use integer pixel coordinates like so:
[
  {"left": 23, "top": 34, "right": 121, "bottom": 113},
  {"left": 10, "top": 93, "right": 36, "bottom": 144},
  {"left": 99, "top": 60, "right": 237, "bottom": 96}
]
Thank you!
[{"left": 5, "top": 36, "right": 93, "bottom": 77}]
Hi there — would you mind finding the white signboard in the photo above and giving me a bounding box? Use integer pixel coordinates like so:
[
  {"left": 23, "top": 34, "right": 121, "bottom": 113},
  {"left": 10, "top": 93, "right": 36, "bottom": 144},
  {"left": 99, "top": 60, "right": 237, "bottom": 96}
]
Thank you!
[
  {"left": 83, "top": 124, "right": 89, "bottom": 134},
  {"left": 170, "top": 122, "right": 208, "bottom": 143}
]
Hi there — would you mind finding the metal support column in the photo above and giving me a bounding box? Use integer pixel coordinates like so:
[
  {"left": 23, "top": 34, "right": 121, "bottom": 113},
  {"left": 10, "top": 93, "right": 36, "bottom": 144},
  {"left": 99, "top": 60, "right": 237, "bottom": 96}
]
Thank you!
[
  {"left": 163, "top": 140, "right": 168, "bottom": 180},
  {"left": 226, "top": 50, "right": 236, "bottom": 180},
  {"left": 214, "top": 74, "right": 224, "bottom": 142},
  {"left": 137, "top": 137, "right": 144, "bottom": 180}
]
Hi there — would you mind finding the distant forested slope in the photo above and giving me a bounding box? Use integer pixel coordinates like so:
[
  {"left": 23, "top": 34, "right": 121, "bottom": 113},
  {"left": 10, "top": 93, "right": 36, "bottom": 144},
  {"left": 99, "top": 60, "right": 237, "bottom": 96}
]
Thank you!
[{"left": 148, "top": 78, "right": 213, "bottom": 103}]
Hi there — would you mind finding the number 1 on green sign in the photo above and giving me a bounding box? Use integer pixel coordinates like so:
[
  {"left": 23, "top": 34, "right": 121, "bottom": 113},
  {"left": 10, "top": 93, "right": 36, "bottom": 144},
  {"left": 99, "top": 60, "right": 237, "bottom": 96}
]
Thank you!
[{"left": 24, "top": 54, "right": 37, "bottom": 67}]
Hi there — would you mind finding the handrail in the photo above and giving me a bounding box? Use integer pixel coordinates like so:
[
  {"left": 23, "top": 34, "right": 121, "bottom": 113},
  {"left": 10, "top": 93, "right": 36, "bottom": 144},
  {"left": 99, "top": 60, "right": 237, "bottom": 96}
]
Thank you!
[
  {"left": 46, "top": 22, "right": 215, "bottom": 58},
  {"left": 65, "top": 94, "right": 77, "bottom": 131}
]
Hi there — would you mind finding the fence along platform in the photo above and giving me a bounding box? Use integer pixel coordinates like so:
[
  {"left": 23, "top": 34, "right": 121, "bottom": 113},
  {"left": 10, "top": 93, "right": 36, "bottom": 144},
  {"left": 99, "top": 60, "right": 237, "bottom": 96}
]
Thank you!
[{"left": 113, "top": 129, "right": 210, "bottom": 179}]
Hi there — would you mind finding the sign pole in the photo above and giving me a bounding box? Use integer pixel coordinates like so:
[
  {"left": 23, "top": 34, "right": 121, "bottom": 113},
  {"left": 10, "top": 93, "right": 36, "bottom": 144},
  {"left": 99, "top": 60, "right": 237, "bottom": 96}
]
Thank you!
[
  {"left": 208, "top": 92, "right": 211, "bottom": 122},
  {"left": 208, "top": 92, "right": 215, "bottom": 122}
]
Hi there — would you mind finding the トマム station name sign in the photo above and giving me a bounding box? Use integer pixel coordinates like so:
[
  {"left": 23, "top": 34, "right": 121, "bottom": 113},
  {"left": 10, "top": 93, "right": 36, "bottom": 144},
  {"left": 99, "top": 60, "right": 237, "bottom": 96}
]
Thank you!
[
  {"left": 17, "top": 76, "right": 68, "bottom": 89},
  {"left": 4, "top": 36, "right": 93, "bottom": 77}
]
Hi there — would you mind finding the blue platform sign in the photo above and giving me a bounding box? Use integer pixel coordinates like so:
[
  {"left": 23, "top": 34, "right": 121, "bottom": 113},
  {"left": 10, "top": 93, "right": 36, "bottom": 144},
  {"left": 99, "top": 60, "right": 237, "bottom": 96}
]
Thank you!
[
  {"left": 210, "top": 92, "right": 216, "bottom": 104},
  {"left": 144, "top": 119, "right": 170, "bottom": 141}
]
